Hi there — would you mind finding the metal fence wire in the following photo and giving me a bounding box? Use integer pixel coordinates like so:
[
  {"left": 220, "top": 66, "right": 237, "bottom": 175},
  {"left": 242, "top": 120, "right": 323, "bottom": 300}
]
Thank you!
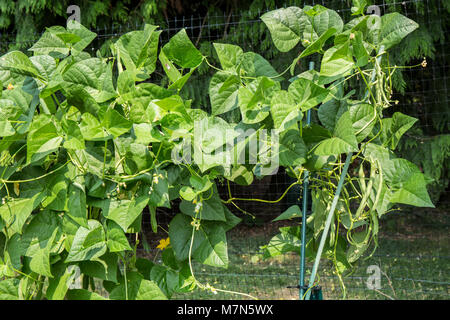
[{"left": 1, "top": 0, "right": 448, "bottom": 300}]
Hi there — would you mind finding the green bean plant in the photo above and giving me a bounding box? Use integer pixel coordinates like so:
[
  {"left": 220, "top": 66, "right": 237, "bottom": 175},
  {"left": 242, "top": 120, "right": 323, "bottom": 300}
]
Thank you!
[{"left": 0, "top": 3, "right": 433, "bottom": 300}]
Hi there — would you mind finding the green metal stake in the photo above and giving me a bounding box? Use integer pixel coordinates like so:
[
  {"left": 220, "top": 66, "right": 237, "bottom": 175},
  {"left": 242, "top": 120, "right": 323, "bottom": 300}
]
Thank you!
[
  {"left": 303, "top": 45, "right": 385, "bottom": 300},
  {"left": 299, "top": 61, "right": 314, "bottom": 299},
  {"left": 303, "top": 152, "right": 352, "bottom": 300}
]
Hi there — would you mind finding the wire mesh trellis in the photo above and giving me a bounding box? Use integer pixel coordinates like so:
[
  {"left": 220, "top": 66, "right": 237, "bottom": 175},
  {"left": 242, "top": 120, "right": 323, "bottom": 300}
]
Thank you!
[{"left": 1, "top": 0, "right": 448, "bottom": 300}]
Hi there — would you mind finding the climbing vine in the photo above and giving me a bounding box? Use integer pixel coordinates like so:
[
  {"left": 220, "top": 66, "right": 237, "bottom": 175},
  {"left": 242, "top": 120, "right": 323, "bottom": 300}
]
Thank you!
[{"left": 0, "top": 4, "right": 433, "bottom": 300}]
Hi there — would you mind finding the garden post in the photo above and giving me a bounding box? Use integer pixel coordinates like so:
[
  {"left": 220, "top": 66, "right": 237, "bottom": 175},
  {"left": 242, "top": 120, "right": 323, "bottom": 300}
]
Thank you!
[
  {"left": 303, "top": 45, "right": 385, "bottom": 300},
  {"left": 299, "top": 61, "right": 315, "bottom": 299}
]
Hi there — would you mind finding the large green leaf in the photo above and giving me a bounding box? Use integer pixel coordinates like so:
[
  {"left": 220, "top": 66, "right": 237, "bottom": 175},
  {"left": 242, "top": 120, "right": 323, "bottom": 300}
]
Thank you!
[
  {"left": 262, "top": 4, "right": 344, "bottom": 54},
  {"left": 101, "top": 108, "right": 132, "bottom": 137},
  {"left": 389, "top": 172, "right": 434, "bottom": 208},
  {"left": 0, "top": 191, "right": 47, "bottom": 235},
  {"left": 27, "top": 114, "right": 62, "bottom": 164},
  {"left": 162, "top": 29, "right": 203, "bottom": 68},
  {"left": 67, "top": 175, "right": 88, "bottom": 228},
  {"left": 279, "top": 129, "right": 307, "bottom": 167},
  {"left": 1, "top": 88, "right": 31, "bottom": 115},
  {"left": 74, "top": 145, "right": 111, "bottom": 177},
  {"left": 153, "top": 95, "right": 190, "bottom": 119},
  {"left": 148, "top": 170, "right": 170, "bottom": 208},
  {"left": 351, "top": 31, "right": 370, "bottom": 67},
  {"left": 317, "top": 97, "right": 347, "bottom": 131},
  {"left": 65, "top": 220, "right": 107, "bottom": 262},
  {"left": 91, "top": 195, "right": 149, "bottom": 232},
  {"left": 79, "top": 113, "right": 110, "bottom": 141},
  {"left": 193, "top": 222, "right": 229, "bottom": 268},
  {"left": 288, "top": 77, "right": 329, "bottom": 111},
  {"left": 239, "top": 76, "right": 279, "bottom": 124},
  {"left": 62, "top": 118, "right": 85, "bottom": 150},
  {"left": 191, "top": 116, "right": 240, "bottom": 172},
  {"left": 115, "top": 24, "right": 160, "bottom": 80},
  {"left": 348, "top": 102, "right": 376, "bottom": 142},
  {"left": 320, "top": 41, "right": 354, "bottom": 78},
  {"left": 224, "top": 165, "right": 254, "bottom": 186},
  {"left": 168, "top": 64, "right": 198, "bottom": 92},
  {"left": 67, "top": 21, "right": 97, "bottom": 52},
  {"left": 380, "top": 112, "right": 418, "bottom": 149},
  {"left": 0, "top": 120, "right": 15, "bottom": 137},
  {"left": 21, "top": 210, "right": 62, "bottom": 276},
  {"left": 209, "top": 72, "right": 240, "bottom": 116},
  {"left": 21, "top": 210, "right": 61, "bottom": 255},
  {"left": 307, "top": 5, "right": 344, "bottom": 37},
  {"left": 363, "top": 144, "right": 434, "bottom": 208},
  {"left": 169, "top": 214, "right": 229, "bottom": 268},
  {"left": 213, "top": 43, "right": 243, "bottom": 70},
  {"left": 0, "top": 100, "right": 22, "bottom": 137},
  {"left": 148, "top": 263, "right": 195, "bottom": 298},
  {"left": 0, "top": 279, "right": 19, "bottom": 300},
  {"left": 380, "top": 13, "right": 419, "bottom": 50},
  {"left": 261, "top": 7, "right": 310, "bottom": 52},
  {"left": 220, "top": 205, "right": 242, "bottom": 232},
  {"left": 133, "top": 123, "right": 160, "bottom": 144},
  {"left": 314, "top": 111, "right": 358, "bottom": 156},
  {"left": 46, "top": 262, "right": 78, "bottom": 300},
  {"left": 239, "top": 52, "right": 280, "bottom": 79},
  {"left": 159, "top": 50, "right": 182, "bottom": 83},
  {"left": 79, "top": 252, "right": 118, "bottom": 282},
  {"left": 64, "top": 87, "right": 100, "bottom": 115},
  {"left": 29, "top": 236, "right": 56, "bottom": 277},
  {"left": 106, "top": 220, "right": 132, "bottom": 252},
  {"left": 261, "top": 226, "right": 307, "bottom": 258},
  {"left": 62, "top": 58, "right": 116, "bottom": 103},
  {"left": 116, "top": 69, "right": 135, "bottom": 97},
  {"left": 29, "top": 28, "right": 70, "bottom": 58},
  {"left": 115, "top": 141, "right": 153, "bottom": 174},
  {"left": 180, "top": 193, "right": 226, "bottom": 222},
  {"left": 363, "top": 143, "right": 396, "bottom": 168},
  {"left": 0, "top": 51, "right": 40, "bottom": 79},
  {"left": 189, "top": 175, "right": 213, "bottom": 193},
  {"left": 270, "top": 90, "right": 302, "bottom": 131},
  {"left": 382, "top": 158, "right": 433, "bottom": 206},
  {"left": 2, "top": 234, "right": 22, "bottom": 273},
  {"left": 299, "top": 27, "right": 337, "bottom": 59},
  {"left": 28, "top": 25, "right": 94, "bottom": 58}
]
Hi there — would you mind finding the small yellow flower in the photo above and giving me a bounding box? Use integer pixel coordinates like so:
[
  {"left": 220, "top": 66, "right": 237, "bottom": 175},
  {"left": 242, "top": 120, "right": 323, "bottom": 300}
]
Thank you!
[
  {"left": 156, "top": 237, "right": 170, "bottom": 251},
  {"left": 7, "top": 83, "right": 14, "bottom": 90},
  {"left": 349, "top": 33, "right": 355, "bottom": 40},
  {"left": 421, "top": 58, "right": 427, "bottom": 68}
]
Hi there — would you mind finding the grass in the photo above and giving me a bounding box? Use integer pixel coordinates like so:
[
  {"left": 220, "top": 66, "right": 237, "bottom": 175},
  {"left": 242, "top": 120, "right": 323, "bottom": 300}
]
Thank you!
[{"left": 170, "top": 206, "right": 449, "bottom": 300}]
